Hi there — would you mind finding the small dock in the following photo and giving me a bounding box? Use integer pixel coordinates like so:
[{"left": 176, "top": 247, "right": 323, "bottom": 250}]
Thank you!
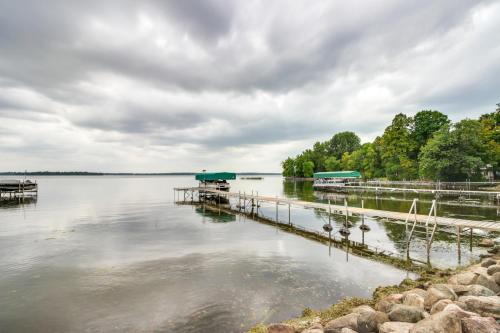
[{"left": 0, "top": 180, "right": 38, "bottom": 200}]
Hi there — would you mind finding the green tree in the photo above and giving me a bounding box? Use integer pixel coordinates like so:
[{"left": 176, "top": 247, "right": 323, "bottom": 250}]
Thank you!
[
  {"left": 327, "top": 131, "right": 361, "bottom": 159},
  {"left": 324, "top": 156, "right": 341, "bottom": 171},
  {"left": 411, "top": 110, "right": 450, "bottom": 154},
  {"left": 281, "top": 157, "right": 296, "bottom": 177},
  {"left": 378, "top": 113, "right": 418, "bottom": 180},
  {"left": 419, "top": 119, "right": 486, "bottom": 181},
  {"left": 479, "top": 109, "right": 500, "bottom": 172},
  {"left": 303, "top": 161, "right": 315, "bottom": 178}
]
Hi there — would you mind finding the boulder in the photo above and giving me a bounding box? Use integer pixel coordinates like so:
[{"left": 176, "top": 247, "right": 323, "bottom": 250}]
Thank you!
[
  {"left": 453, "top": 301, "right": 468, "bottom": 311},
  {"left": 424, "top": 284, "right": 457, "bottom": 310},
  {"left": 357, "top": 310, "right": 389, "bottom": 333},
  {"left": 267, "top": 323, "right": 295, "bottom": 333},
  {"left": 340, "top": 328, "right": 357, "bottom": 333},
  {"left": 378, "top": 322, "right": 414, "bottom": 333},
  {"left": 447, "top": 284, "right": 471, "bottom": 296},
  {"left": 402, "top": 288, "right": 427, "bottom": 298},
  {"left": 470, "top": 266, "right": 488, "bottom": 275},
  {"left": 463, "top": 284, "right": 496, "bottom": 296},
  {"left": 475, "top": 274, "right": 500, "bottom": 293},
  {"left": 461, "top": 316, "right": 500, "bottom": 333},
  {"left": 429, "top": 299, "right": 453, "bottom": 314},
  {"left": 492, "top": 272, "right": 500, "bottom": 285},
  {"left": 402, "top": 293, "right": 424, "bottom": 309},
  {"left": 388, "top": 305, "right": 425, "bottom": 323},
  {"left": 324, "top": 313, "right": 359, "bottom": 333},
  {"left": 448, "top": 271, "right": 476, "bottom": 285},
  {"left": 303, "top": 329, "right": 324, "bottom": 333},
  {"left": 375, "top": 294, "right": 404, "bottom": 313},
  {"left": 409, "top": 304, "right": 476, "bottom": 333},
  {"left": 458, "top": 296, "right": 500, "bottom": 319},
  {"left": 352, "top": 305, "right": 375, "bottom": 315},
  {"left": 486, "top": 264, "right": 500, "bottom": 275},
  {"left": 481, "top": 258, "right": 497, "bottom": 267},
  {"left": 479, "top": 239, "right": 495, "bottom": 248}
]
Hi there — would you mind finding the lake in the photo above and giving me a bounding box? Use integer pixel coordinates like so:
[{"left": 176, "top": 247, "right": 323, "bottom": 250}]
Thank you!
[{"left": 0, "top": 175, "right": 496, "bottom": 332}]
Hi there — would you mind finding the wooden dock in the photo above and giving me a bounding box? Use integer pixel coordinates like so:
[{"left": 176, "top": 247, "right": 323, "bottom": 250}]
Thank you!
[
  {"left": 314, "top": 184, "right": 500, "bottom": 198},
  {"left": 174, "top": 187, "right": 500, "bottom": 232},
  {"left": 0, "top": 180, "right": 38, "bottom": 200}
]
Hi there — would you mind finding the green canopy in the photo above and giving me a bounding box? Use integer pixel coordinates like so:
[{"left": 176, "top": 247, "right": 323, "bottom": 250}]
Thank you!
[
  {"left": 313, "top": 171, "right": 362, "bottom": 179},
  {"left": 195, "top": 172, "right": 236, "bottom": 181}
]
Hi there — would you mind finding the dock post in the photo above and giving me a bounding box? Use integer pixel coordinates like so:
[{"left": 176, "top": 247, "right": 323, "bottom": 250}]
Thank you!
[
  {"left": 328, "top": 199, "right": 331, "bottom": 225},
  {"left": 457, "top": 226, "right": 461, "bottom": 264},
  {"left": 344, "top": 199, "right": 348, "bottom": 228},
  {"left": 243, "top": 192, "right": 246, "bottom": 212},
  {"left": 288, "top": 202, "right": 291, "bottom": 226},
  {"left": 276, "top": 196, "right": 278, "bottom": 222},
  {"left": 470, "top": 228, "right": 473, "bottom": 251},
  {"left": 361, "top": 199, "right": 365, "bottom": 245},
  {"left": 238, "top": 191, "right": 241, "bottom": 211}
]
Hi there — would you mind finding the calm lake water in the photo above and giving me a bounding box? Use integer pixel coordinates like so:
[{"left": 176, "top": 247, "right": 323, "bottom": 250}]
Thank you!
[{"left": 0, "top": 175, "right": 497, "bottom": 333}]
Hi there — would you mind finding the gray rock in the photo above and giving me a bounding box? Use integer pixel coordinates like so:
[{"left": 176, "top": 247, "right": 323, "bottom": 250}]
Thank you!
[
  {"left": 429, "top": 299, "right": 453, "bottom": 314},
  {"left": 402, "top": 293, "right": 424, "bottom": 309},
  {"left": 481, "top": 258, "right": 497, "bottom": 267},
  {"left": 475, "top": 274, "right": 500, "bottom": 293},
  {"left": 458, "top": 296, "right": 500, "bottom": 319},
  {"left": 378, "top": 322, "right": 414, "bottom": 333},
  {"left": 461, "top": 316, "right": 500, "bottom": 333},
  {"left": 424, "top": 284, "right": 457, "bottom": 310},
  {"left": 486, "top": 264, "right": 500, "bottom": 275},
  {"left": 463, "top": 284, "right": 496, "bottom": 296},
  {"left": 453, "top": 301, "right": 468, "bottom": 311},
  {"left": 324, "top": 313, "right": 359, "bottom": 333},
  {"left": 267, "top": 323, "right": 295, "bottom": 333},
  {"left": 357, "top": 310, "right": 389, "bottom": 333},
  {"left": 388, "top": 304, "right": 425, "bottom": 323},
  {"left": 375, "top": 294, "right": 404, "bottom": 313}
]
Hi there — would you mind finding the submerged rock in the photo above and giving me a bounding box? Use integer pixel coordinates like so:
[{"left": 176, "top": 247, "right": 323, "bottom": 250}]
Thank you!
[
  {"left": 378, "top": 322, "right": 414, "bottom": 333},
  {"left": 324, "top": 313, "right": 359, "bottom": 333},
  {"left": 479, "top": 239, "right": 495, "bottom": 248},
  {"left": 388, "top": 305, "right": 425, "bottom": 323}
]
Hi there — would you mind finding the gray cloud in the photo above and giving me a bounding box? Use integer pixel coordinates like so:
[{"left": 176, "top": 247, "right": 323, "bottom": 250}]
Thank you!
[{"left": 0, "top": 0, "right": 499, "bottom": 172}]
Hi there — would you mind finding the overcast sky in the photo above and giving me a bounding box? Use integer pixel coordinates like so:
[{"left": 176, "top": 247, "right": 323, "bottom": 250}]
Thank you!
[{"left": 1, "top": 0, "right": 499, "bottom": 173}]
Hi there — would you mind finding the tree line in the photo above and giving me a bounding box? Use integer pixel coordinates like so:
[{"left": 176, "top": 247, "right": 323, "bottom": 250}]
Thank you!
[{"left": 281, "top": 106, "right": 499, "bottom": 181}]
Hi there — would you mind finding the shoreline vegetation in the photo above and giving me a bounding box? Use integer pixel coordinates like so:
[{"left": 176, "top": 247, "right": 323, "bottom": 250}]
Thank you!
[
  {"left": 281, "top": 107, "right": 499, "bottom": 182},
  {"left": 249, "top": 250, "right": 500, "bottom": 333}
]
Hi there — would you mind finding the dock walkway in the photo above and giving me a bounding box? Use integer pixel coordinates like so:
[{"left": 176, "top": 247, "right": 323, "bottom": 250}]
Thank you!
[{"left": 174, "top": 187, "right": 500, "bottom": 232}]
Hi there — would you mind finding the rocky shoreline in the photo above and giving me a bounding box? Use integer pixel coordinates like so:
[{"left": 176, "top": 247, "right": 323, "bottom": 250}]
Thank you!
[{"left": 250, "top": 247, "right": 500, "bottom": 333}]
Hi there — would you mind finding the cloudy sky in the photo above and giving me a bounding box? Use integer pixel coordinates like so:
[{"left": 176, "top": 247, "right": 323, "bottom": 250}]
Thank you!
[{"left": 1, "top": 0, "right": 499, "bottom": 172}]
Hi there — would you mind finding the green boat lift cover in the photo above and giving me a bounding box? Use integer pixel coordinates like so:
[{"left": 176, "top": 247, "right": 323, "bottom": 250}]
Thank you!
[
  {"left": 195, "top": 172, "right": 237, "bottom": 181},
  {"left": 313, "top": 171, "right": 362, "bottom": 179}
]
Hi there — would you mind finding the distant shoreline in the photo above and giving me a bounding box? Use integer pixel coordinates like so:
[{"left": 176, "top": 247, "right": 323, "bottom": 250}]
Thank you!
[{"left": 0, "top": 172, "right": 282, "bottom": 176}]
